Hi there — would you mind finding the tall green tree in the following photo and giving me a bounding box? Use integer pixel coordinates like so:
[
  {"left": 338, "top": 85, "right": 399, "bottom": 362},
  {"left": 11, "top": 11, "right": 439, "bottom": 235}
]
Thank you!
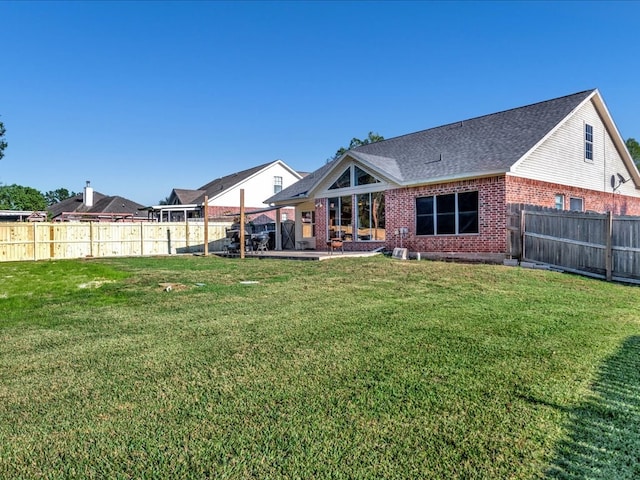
[
  {"left": 44, "top": 188, "right": 79, "bottom": 206},
  {"left": 626, "top": 138, "right": 640, "bottom": 168},
  {"left": 0, "top": 119, "right": 7, "bottom": 161},
  {"left": 333, "top": 131, "right": 384, "bottom": 160},
  {"left": 0, "top": 184, "right": 47, "bottom": 211}
]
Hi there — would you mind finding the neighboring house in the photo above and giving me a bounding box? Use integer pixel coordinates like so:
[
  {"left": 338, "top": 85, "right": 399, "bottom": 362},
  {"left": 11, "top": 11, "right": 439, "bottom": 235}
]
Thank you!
[
  {"left": 267, "top": 89, "right": 640, "bottom": 259},
  {"left": 49, "top": 182, "right": 147, "bottom": 222},
  {"left": 0, "top": 210, "right": 47, "bottom": 222},
  {"left": 149, "top": 160, "right": 303, "bottom": 222}
]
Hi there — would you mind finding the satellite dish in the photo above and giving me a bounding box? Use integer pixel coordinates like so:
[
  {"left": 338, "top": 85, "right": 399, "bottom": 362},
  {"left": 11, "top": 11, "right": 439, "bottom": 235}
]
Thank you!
[{"left": 611, "top": 172, "right": 629, "bottom": 191}]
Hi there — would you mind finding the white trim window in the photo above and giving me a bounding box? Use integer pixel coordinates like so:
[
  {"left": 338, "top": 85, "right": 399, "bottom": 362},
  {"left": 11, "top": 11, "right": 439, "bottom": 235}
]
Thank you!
[
  {"left": 274, "top": 176, "right": 283, "bottom": 194},
  {"left": 569, "top": 197, "right": 584, "bottom": 212},
  {"left": 585, "top": 124, "right": 594, "bottom": 161},
  {"left": 555, "top": 194, "right": 565, "bottom": 210}
]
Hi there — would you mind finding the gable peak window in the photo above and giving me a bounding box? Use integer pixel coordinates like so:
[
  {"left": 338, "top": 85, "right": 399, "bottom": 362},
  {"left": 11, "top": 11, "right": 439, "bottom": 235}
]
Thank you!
[
  {"left": 329, "top": 168, "right": 351, "bottom": 190},
  {"left": 355, "top": 166, "right": 379, "bottom": 186},
  {"left": 585, "top": 123, "right": 594, "bottom": 161},
  {"left": 329, "top": 165, "right": 380, "bottom": 190}
]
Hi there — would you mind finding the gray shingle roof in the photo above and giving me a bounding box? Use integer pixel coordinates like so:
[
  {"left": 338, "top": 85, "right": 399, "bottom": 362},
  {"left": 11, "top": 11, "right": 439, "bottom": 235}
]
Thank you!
[
  {"left": 268, "top": 89, "right": 596, "bottom": 204},
  {"left": 90, "top": 196, "right": 146, "bottom": 216},
  {"left": 48, "top": 192, "right": 145, "bottom": 219},
  {"left": 196, "top": 161, "right": 276, "bottom": 202},
  {"left": 47, "top": 192, "right": 107, "bottom": 218},
  {"left": 171, "top": 189, "right": 205, "bottom": 205}
]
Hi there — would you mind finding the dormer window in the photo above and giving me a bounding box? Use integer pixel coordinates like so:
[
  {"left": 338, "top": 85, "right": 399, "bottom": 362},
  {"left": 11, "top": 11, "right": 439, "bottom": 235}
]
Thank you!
[{"left": 585, "top": 124, "right": 593, "bottom": 161}]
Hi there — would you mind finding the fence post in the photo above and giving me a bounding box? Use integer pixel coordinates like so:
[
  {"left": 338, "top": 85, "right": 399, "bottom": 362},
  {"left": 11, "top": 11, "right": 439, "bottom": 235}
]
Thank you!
[
  {"left": 90, "top": 222, "right": 95, "bottom": 257},
  {"left": 185, "top": 219, "right": 190, "bottom": 253},
  {"left": 520, "top": 208, "right": 526, "bottom": 261},
  {"left": 140, "top": 224, "right": 145, "bottom": 256},
  {"left": 204, "top": 196, "right": 209, "bottom": 256},
  {"left": 49, "top": 225, "right": 55, "bottom": 259},
  {"left": 605, "top": 211, "right": 613, "bottom": 282},
  {"left": 240, "top": 190, "right": 245, "bottom": 259},
  {"left": 33, "top": 223, "right": 38, "bottom": 261}
]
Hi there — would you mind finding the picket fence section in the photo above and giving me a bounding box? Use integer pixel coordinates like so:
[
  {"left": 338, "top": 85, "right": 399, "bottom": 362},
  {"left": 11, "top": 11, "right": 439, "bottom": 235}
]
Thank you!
[
  {"left": 0, "top": 221, "right": 231, "bottom": 262},
  {"left": 519, "top": 208, "right": 640, "bottom": 283}
]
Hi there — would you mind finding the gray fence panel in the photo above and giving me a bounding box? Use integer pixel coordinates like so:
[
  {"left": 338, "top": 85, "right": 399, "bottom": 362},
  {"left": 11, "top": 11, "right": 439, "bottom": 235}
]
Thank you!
[{"left": 520, "top": 207, "right": 640, "bottom": 283}]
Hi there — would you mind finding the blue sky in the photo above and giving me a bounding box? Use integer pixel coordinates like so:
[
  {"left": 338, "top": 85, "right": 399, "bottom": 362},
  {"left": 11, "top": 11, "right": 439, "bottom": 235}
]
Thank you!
[{"left": 1, "top": 0, "right": 639, "bottom": 206}]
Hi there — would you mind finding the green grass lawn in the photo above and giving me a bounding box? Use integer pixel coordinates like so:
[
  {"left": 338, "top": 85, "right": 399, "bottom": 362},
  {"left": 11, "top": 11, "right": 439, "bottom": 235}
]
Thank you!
[{"left": 0, "top": 255, "right": 638, "bottom": 479}]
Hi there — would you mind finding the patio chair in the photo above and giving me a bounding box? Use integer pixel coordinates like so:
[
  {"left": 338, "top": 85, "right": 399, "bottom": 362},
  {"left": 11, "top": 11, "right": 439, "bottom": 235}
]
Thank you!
[{"left": 327, "top": 236, "right": 344, "bottom": 254}]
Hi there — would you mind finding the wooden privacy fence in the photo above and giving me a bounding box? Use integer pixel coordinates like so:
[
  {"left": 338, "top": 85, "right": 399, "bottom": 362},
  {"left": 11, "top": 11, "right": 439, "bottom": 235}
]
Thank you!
[
  {"left": 517, "top": 207, "right": 640, "bottom": 284},
  {"left": 0, "top": 221, "right": 231, "bottom": 262}
]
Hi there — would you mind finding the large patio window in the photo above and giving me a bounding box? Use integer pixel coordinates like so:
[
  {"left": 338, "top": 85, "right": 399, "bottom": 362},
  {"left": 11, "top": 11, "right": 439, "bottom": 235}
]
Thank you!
[
  {"left": 356, "top": 192, "right": 385, "bottom": 241},
  {"left": 416, "top": 191, "right": 479, "bottom": 235},
  {"left": 328, "top": 196, "right": 352, "bottom": 240}
]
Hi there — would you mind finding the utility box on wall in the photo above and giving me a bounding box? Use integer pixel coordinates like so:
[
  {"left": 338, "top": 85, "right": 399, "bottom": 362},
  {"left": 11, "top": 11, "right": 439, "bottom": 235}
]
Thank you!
[{"left": 392, "top": 247, "right": 408, "bottom": 260}]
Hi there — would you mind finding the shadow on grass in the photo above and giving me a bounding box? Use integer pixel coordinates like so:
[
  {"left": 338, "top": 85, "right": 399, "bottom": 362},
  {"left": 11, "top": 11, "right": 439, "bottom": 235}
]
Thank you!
[{"left": 545, "top": 336, "right": 640, "bottom": 479}]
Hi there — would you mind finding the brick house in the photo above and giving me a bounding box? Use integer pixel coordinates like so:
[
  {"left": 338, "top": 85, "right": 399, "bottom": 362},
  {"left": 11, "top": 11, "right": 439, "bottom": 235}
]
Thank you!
[{"left": 266, "top": 89, "right": 640, "bottom": 260}]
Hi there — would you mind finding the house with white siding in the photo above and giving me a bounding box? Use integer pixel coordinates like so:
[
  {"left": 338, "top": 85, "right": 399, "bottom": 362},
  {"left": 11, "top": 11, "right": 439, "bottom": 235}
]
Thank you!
[
  {"left": 266, "top": 89, "right": 640, "bottom": 259},
  {"left": 149, "top": 160, "right": 303, "bottom": 222}
]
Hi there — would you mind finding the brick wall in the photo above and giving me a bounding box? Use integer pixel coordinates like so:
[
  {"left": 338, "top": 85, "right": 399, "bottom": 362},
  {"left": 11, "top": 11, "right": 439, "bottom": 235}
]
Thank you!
[
  {"left": 311, "top": 175, "right": 640, "bottom": 257},
  {"left": 385, "top": 176, "right": 508, "bottom": 255},
  {"left": 505, "top": 176, "right": 640, "bottom": 215},
  {"left": 314, "top": 203, "right": 328, "bottom": 250}
]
